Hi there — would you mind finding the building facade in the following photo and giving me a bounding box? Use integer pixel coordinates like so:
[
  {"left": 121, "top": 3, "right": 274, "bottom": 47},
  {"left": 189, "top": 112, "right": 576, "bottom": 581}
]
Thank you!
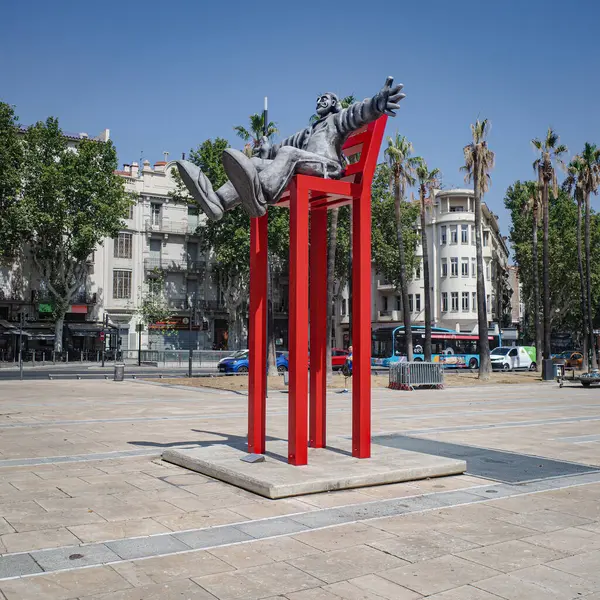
[{"left": 370, "top": 188, "right": 510, "bottom": 335}]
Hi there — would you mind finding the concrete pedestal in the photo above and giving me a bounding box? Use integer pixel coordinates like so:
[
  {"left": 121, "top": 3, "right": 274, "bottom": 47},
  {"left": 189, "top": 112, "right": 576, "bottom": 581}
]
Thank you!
[{"left": 162, "top": 439, "right": 466, "bottom": 499}]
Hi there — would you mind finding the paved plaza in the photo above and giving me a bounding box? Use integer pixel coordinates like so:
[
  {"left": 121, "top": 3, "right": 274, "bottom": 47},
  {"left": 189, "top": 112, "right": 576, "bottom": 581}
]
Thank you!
[{"left": 0, "top": 379, "right": 599, "bottom": 598}]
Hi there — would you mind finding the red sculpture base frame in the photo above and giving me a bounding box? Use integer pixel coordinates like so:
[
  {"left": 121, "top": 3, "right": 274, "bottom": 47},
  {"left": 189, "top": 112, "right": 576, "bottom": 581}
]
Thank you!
[{"left": 248, "top": 116, "right": 388, "bottom": 465}]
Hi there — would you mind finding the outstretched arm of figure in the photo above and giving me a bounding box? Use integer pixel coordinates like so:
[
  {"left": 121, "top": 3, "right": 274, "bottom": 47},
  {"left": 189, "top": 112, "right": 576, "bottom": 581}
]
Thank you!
[{"left": 337, "top": 76, "right": 405, "bottom": 134}]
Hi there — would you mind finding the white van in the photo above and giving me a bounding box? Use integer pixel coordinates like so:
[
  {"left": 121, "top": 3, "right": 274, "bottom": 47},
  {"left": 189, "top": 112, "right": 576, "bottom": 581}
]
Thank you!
[{"left": 490, "top": 346, "right": 536, "bottom": 371}]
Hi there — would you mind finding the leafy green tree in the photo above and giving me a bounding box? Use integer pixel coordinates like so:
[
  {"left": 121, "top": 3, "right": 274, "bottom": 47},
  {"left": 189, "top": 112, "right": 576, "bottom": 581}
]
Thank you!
[
  {"left": 569, "top": 144, "right": 600, "bottom": 368},
  {"left": 184, "top": 138, "right": 289, "bottom": 352},
  {"left": 564, "top": 160, "right": 589, "bottom": 363},
  {"left": 0, "top": 102, "right": 25, "bottom": 262},
  {"left": 136, "top": 271, "right": 174, "bottom": 349},
  {"left": 384, "top": 134, "right": 420, "bottom": 361},
  {"left": 532, "top": 128, "right": 568, "bottom": 361},
  {"left": 371, "top": 164, "right": 420, "bottom": 337},
  {"left": 521, "top": 181, "right": 542, "bottom": 370},
  {"left": 19, "top": 117, "right": 130, "bottom": 352},
  {"left": 505, "top": 182, "right": 593, "bottom": 343},
  {"left": 461, "top": 119, "right": 495, "bottom": 379},
  {"left": 415, "top": 160, "right": 440, "bottom": 362}
]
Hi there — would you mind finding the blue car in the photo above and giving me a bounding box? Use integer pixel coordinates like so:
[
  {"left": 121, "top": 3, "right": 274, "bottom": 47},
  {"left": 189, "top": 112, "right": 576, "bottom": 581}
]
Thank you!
[{"left": 218, "top": 351, "right": 288, "bottom": 373}]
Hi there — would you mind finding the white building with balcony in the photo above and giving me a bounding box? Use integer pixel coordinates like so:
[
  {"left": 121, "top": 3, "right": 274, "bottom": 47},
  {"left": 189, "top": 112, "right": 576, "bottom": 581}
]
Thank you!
[
  {"left": 91, "top": 159, "right": 229, "bottom": 352},
  {"left": 371, "top": 188, "right": 509, "bottom": 335}
]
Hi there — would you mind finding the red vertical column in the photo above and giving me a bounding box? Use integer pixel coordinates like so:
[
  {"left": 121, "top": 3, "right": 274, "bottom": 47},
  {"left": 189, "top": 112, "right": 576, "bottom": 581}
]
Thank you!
[
  {"left": 288, "top": 179, "right": 309, "bottom": 465},
  {"left": 309, "top": 207, "right": 328, "bottom": 448},
  {"left": 351, "top": 190, "right": 371, "bottom": 458},
  {"left": 248, "top": 215, "right": 268, "bottom": 455}
]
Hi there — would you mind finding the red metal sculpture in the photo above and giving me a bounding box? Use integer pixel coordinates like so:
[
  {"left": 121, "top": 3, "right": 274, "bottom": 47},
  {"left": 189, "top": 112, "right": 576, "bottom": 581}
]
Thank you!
[{"left": 248, "top": 116, "right": 388, "bottom": 465}]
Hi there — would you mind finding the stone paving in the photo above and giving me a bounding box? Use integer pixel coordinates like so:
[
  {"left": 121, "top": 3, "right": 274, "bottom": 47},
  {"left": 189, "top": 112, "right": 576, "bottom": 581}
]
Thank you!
[{"left": 0, "top": 379, "right": 598, "bottom": 598}]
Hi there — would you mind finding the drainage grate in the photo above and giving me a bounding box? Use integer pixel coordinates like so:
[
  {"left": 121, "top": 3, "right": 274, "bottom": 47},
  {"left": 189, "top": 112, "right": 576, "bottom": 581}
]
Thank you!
[{"left": 373, "top": 434, "right": 600, "bottom": 483}]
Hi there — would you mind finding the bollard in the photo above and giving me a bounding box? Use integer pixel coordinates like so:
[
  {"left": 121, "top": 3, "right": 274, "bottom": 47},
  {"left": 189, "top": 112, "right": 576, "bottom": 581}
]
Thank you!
[
  {"left": 32, "top": 352, "right": 35, "bottom": 367},
  {"left": 96, "top": 351, "right": 99, "bottom": 362},
  {"left": 114, "top": 363, "right": 125, "bottom": 382}
]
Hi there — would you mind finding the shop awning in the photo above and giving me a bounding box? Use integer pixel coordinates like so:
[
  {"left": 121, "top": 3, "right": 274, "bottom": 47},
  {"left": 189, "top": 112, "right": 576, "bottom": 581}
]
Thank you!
[
  {"left": 23, "top": 324, "right": 55, "bottom": 340},
  {"left": 0, "top": 320, "right": 30, "bottom": 336},
  {"left": 67, "top": 323, "right": 106, "bottom": 337}
]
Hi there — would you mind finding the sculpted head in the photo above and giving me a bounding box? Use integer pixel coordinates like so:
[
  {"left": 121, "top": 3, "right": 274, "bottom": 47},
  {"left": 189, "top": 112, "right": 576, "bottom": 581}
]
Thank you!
[{"left": 315, "top": 93, "right": 340, "bottom": 118}]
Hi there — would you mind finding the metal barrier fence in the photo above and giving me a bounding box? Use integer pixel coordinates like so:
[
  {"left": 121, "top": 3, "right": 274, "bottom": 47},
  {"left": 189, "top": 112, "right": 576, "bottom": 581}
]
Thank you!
[
  {"left": 0, "top": 349, "right": 237, "bottom": 368},
  {"left": 124, "top": 349, "right": 235, "bottom": 368},
  {"left": 389, "top": 361, "right": 444, "bottom": 391}
]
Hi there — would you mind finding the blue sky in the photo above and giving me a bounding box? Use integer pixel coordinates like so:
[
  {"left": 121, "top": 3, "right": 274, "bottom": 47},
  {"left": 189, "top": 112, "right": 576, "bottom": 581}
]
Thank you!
[{"left": 2, "top": 0, "right": 599, "bottom": 238}]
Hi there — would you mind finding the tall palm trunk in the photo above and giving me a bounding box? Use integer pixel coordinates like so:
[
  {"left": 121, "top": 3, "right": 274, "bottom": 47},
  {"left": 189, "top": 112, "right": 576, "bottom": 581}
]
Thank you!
[
  {"left": 326, "top": 208, "right": 339, "bottom": 380},
  {"left": 542, "top": 177, "right": 551, "bottom": 359},
  {"left": 584, "top": 191, "right": 597, "bottom": 369},
  {"left": 474, "top": 161, "right": 490, "bottom": 378},
  {"left": 576, "top": 192, "right": 589, "bottom": 369},
  {"left": 532, "top": 206, "right": 541, "bottom": 371},
  {"left": 420, "top": 190, "right": 432, "bottom": 361},
  {"left": 394, "top": 182, "right": 413, "bottom": 361}
]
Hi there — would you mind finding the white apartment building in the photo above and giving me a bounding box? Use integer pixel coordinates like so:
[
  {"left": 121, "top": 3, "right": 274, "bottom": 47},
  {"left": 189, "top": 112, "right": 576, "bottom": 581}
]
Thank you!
[
  {"left": 92, "top": 158, "right": 231, "bottom": 353},
  {"left": 369, "top": 188, "right": 509, "bottom": 336}
]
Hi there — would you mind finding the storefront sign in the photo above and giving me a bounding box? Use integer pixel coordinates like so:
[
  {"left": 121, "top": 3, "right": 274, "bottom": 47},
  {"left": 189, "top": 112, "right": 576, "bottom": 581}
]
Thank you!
[
  {"left": 69, "top": 305, "right": 88, "bottom": 314},
  {"left": 39, "top": 304, "right": 53, "bottom": 313},
  {"left": 149, "top": 316, "right": 200, "bottom": 330}
]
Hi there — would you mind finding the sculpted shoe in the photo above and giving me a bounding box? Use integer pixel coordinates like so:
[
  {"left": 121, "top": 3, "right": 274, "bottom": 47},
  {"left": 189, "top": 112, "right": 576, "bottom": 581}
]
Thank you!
[
  {"left": 221, "top": 149, "right": 267, "bottom": 218},
  {"left": 176, "top": 160, "right": 224, "bottom": 221}
]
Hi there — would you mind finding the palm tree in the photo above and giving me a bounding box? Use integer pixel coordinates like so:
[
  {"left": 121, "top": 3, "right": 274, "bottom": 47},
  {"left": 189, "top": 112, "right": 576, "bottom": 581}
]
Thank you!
[
  {"left": 532, "top": 129, "right": 568, "bottom": 365},
  {"left": 234, "top": 114, "right": 278, "bottom": 157},
  {"left": 415, "top": 160, "right": 440, "bottom": 362},
  {"left": 385, "top": 134, "right": 420, "bottom": 361},
  {"left": 461, "top": 119, "right": 495, "bottom": 380},
  {"left": 523, "top": 181, "right": 542, "bottom": 371},
  {"left": 234, "top": 114, "right": 279, "bottom": 374},
  {"left": 564, "top": 160, "right": 588, "bottom": 366},
  {"left": 572, "top": 144, "right": 600, "bottom": 369}
]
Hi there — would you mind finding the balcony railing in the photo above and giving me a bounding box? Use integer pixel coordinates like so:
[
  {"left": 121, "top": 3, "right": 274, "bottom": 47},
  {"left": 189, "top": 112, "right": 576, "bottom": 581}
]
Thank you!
[
  {"left": 377, "top": 310, "right": 401, "bottom": 322},
  {"left": 145, "top": 219, "right": 201, "bottom": 235},
  {"left": 377, "top": 279, "right": 394, "bottom": 290},
  {"left": 144, "top": 258, "right": 206, "bottom": 272}
]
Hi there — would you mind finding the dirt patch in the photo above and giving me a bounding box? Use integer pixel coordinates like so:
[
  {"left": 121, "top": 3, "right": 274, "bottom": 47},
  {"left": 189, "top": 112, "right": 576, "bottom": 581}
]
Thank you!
[{"left": 155, "top": 370, "right": 542, "bottom": 392}]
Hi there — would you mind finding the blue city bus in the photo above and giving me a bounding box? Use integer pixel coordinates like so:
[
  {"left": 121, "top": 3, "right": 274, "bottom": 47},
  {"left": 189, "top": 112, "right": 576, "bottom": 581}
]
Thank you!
[{"left": 371, "top": 325, "right": 502, "bottom": 369}]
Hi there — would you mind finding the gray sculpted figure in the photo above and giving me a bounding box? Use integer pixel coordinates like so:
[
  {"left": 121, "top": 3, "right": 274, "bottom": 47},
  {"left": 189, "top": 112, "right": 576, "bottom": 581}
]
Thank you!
[{"left": 177, "top": 76, "right": 405, "bottom": 221}]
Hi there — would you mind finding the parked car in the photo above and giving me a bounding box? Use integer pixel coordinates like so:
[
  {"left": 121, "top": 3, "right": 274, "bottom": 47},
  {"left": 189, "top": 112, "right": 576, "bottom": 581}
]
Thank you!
[
  {"left": 490, "top": 346, "right": 537, "bottom": 371},
  {"left": 331, "top": 348, "right": 350, "bottom": 370},
  {"left": 217, "top": 349, "right": 248, "bottom": 369},
  {"left": 218, "top": 352, "right": 288, "bottom": 373},
  {"left": 552, "top": 351, "right": 583, "bottom": 369}
]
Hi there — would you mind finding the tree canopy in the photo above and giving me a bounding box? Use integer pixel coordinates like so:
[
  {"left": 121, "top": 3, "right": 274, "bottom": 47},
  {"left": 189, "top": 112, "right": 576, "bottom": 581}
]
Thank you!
[{"left": 19, "top": 117, "right": 130, "bottom": 350}]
